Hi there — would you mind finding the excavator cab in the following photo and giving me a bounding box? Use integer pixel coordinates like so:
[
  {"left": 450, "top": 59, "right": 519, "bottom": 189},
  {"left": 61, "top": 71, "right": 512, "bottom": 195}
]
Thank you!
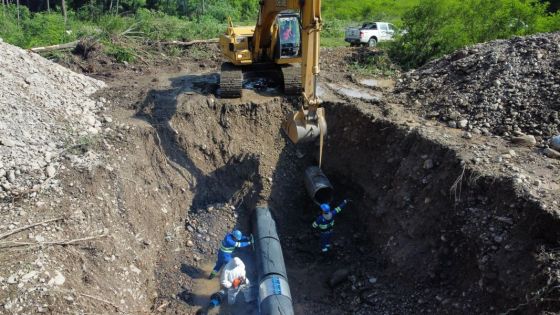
[{"left": 275, "top": 14, "right": 301, "bottom": 59}]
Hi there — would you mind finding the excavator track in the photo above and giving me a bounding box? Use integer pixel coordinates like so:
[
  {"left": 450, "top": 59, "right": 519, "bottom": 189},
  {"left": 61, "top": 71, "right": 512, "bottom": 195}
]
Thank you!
[
  {"left": 220, "top": 62, "right": 243, "bottom": 98},
  {"left": 281, "top": 65, "right": 302, "bottom": 96}
]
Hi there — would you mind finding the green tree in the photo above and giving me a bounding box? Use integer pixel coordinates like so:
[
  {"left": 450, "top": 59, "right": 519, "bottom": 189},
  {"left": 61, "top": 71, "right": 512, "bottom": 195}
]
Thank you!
[{"left": 390, "top": 0, "right": 556, "bottom": 69}]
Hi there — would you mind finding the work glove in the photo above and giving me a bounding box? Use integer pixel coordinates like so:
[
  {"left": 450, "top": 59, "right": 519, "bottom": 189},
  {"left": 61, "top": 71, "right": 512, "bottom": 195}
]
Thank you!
[
  {"left": 232, "top": 278, "right": 240, "bottom": 288},
  {"left": 232, "top": 277, "right": 245, "bottom": 289}
]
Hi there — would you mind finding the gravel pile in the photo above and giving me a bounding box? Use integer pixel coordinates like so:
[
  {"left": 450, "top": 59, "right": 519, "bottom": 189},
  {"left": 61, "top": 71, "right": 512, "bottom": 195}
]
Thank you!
[
  {"left": 0, "top": 42, "right": 106, "bottom": 198},
  {"left": 395, "top": 32, "right": 560, "bottom": 144}
]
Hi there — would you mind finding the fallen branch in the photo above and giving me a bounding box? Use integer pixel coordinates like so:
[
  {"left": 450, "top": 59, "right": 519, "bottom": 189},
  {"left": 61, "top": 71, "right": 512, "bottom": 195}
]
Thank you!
[
  {"left": 30, "top": 40, "right": 79, "bottom": 53},
  {"left": 7, "top": 175, "right": 56, "bottom": 201},
  {"left": 120, "top": 22, "right": 140, "bottom": 36},
  {"left": 0, "top": 234, "right": 108, "bottom": 249},
  {"left": 159, "top": 39, "right": 218, "bottom": 46},
  {"left": 0, "top": 217, "right": 64, "bottom": 240},
  {"left": 156, "top": 300, "right": 170, "bottom": 312},
  {"left": 449, "top": 164, "right": 466, "bottom": 204}
]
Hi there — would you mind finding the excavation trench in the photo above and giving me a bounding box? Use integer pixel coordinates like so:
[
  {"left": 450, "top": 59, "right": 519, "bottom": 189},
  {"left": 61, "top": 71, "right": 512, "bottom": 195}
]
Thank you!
[{"left": 110, "top": 71, "right": 560, "bottom": 314}]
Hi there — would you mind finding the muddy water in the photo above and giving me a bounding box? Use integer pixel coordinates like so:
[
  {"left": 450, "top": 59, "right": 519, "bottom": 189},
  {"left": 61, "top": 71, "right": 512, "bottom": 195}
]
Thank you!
[
  {"left": 326, "top": 83, "right": 381, "bottom": 101},
  {"left": 359, "top": 78, "right": 394, "bottom": 89},
  {"left": 191, "top": 261, "right": 222, "bottom": 313},
  {"left": 191, "top": 253, "right": 259, "bottom": 314}
]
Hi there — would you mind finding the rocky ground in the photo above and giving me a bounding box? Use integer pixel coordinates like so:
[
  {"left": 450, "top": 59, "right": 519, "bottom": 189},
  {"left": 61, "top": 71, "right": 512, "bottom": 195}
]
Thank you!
[
  {"left": 0, "top": 42, "right": 106, "bottom": 200},
  {"left": 394, "top": 32, "right": 560, "bottom": 152},
  {"left": 0, "top": 34, "right": 559, "bottom": 315}
]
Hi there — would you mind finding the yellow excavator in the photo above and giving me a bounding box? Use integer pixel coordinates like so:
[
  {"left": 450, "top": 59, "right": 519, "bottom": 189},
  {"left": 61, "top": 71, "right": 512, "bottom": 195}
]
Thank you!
[{"left": 218, "top": 0, "right": 326, "bottom": 164}]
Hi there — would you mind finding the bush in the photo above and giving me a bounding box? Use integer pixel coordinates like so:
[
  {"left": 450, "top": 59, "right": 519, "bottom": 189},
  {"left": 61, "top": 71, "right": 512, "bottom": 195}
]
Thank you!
[
  {"left": 350, "top": 49, "right": 398, "bottom": 77},
  {"left": 24, "top": 12, "right": 74, "bottom": 48},
  {"left": 321, "top": 19, "right": 347, "bottom": 47},
  {"left": 390, "top": 0, "right": 559, "bottom": 70},
  {"left": 106, "top": 43, "right": 136, "bottom": 63}
]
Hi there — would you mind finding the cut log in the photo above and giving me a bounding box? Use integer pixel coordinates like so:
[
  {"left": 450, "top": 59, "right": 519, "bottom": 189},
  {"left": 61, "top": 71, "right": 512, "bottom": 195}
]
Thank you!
[
  {"left": 30, "top": 40, "right": 79, "bottom": 53},
  {"left": 159, "top": 39, "right": 218, "bottom": 46}
]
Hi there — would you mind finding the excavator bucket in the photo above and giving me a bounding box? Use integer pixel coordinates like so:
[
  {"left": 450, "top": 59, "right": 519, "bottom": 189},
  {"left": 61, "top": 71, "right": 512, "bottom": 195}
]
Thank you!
[{"left": 282, "top": 108, "right": 326, "bottom": 144}]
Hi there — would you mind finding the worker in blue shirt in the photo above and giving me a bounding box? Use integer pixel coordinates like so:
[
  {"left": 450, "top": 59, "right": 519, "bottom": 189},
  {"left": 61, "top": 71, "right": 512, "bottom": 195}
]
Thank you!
[
  {"left": 209, "top": 229, "right": 252, "bottom": 279},
  {"left": 312, "top": 199, "right": 350, "bottom": 252}
]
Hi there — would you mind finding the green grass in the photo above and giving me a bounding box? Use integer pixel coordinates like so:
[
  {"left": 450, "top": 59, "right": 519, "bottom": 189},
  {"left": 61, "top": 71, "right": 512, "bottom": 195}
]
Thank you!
[
  {"left": 349, "top": 49, "right": 398, "bottom": 77},
  {"left": 322, "top": 36, "right": 347, "bottom": 47},
  {"left": 2, "top": 0, "right": 559, "bottom": 69}
]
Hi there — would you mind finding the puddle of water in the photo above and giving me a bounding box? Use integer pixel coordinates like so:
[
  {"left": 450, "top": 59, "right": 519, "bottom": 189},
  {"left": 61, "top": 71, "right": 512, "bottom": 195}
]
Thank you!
[
  {"left": 338, "top": 87, "right": 378, "bottom": 100},
  {"left": 359, "top": 79, "right": 379, "bottom": 87},
  {"left": 359, "top": 78, "right": 394, "bottom": 89},
  {"left": 190, "top": 251, "right": 259, "bottom": 315},
  {"left": 326, "top": 83, "right": 380, "bottom": 101},
  {"left": 243, "top": 78, "right": 280, "bottom": 92},
  {"left": 191, "top": 261, "right": 222, "bottom": 311},
  {"left": 316, "top": 84, "right": 326, "bottom": 97}
]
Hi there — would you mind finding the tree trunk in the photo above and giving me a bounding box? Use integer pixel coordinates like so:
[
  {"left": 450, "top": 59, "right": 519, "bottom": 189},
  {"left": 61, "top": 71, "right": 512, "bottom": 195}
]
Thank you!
[
  {"left": 115, "top": 0, "right": 119, "bottom": 15},
  {"left": 16, "top": 0, "right": 20, "bottom": 25},
  {"left": 30, "top": 40, "right": 79, "bottom": 52},
  {"left": 61, "top": 0, "right": 67, "bottom": 25},
  {"left": 47, "top": 0, "right": 50, "bottom": 12}
]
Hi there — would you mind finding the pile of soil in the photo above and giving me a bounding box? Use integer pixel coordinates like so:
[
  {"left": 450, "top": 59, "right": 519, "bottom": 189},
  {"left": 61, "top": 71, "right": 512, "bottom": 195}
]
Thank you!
[
  {"left": 0, "top": 42, "right": 106, "bottom": 199},
  {"left": 394, "top": 32, "right": 560, "bottom": 144}
]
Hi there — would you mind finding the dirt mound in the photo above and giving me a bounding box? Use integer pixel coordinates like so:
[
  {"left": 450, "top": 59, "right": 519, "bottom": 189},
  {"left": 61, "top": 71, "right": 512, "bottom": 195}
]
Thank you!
[
  {"left": 394, "top": 32, "right": 560, "bottom": 144},
  {"left": 0, "top": 41, "right": 106, "bottom": 199}
]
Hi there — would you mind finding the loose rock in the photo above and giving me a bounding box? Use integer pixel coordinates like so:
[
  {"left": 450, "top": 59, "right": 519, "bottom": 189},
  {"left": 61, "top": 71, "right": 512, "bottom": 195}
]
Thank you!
[
  {"left": 511, "top": 135, "right": 537, "bottom": 147},
  {"left": 543, "top": 148, "right": 560, "bottom": 160},
  {"left": 329, "top": 268, "right": 350, "bottom": 287}
]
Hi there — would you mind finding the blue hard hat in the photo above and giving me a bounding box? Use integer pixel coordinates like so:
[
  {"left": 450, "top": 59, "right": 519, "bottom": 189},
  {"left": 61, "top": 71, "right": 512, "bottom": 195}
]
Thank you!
[
  {"left": 232, "top": 230, "right": 242, "bottom": 240},
  {"left": 320, "top": 203, "right": 330, "bottom": 212}
]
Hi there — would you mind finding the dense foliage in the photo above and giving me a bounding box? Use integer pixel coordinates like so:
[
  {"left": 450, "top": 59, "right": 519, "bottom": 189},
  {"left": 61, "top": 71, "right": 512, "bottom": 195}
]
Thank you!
[
  {"left": 1, "top": 0, "right": 559, "bottom": 69},
  {"left": 390, "top": 0, "right": 560, "bottom": 69}
]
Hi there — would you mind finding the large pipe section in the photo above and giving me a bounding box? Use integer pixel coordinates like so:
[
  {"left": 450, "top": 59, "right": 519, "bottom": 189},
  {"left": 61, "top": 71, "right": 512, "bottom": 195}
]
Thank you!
[
  {"left": 304, "top": 166, "right": 334, "bottom": 205},
  {"left": 252, "top": 206, "right": 294, "bottom": 315}
]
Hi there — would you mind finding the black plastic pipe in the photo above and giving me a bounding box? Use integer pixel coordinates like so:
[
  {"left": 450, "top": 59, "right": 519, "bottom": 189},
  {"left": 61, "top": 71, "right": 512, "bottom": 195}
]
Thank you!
[
  {"left": 252, "top": 206, "right": 294, "bottom": 315},
  {"left": 304, "top": 166, "right": 334, "bottom": 205}
]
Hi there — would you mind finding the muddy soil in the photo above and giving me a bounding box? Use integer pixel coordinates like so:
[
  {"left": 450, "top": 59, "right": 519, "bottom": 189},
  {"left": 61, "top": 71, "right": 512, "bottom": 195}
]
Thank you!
[{"left": 1, "top": 44, "right": 559, "bottom": 315}]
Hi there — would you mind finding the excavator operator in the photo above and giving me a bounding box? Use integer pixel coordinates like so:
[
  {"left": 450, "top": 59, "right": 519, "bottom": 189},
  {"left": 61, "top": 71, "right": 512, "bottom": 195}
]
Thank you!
[{"left": 281, "top": 21, "right": 294, "bottom": 42}]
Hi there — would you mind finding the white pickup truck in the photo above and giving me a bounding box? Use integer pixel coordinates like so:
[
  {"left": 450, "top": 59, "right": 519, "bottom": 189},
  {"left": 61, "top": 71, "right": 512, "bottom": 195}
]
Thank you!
[{"left": 345, "top": 22, "right": 398, "bottom": 47}]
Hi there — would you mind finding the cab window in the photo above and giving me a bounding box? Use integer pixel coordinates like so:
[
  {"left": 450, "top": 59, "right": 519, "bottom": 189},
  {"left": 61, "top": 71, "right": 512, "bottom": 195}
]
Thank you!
[{"left": 278, "top": 16, "right": 301, "bottom": 58}]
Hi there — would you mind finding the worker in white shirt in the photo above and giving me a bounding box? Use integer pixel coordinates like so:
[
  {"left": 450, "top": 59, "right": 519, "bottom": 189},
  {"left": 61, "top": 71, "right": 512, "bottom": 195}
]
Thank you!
[{"left": 204, "top": 257, "right": 250, "bottom": 312}]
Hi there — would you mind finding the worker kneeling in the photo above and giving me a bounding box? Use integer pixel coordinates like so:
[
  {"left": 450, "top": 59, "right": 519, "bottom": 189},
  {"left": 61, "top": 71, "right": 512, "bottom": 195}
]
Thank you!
[{"left": 208, "top": 257, "right": 250, "bottom": 309}]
